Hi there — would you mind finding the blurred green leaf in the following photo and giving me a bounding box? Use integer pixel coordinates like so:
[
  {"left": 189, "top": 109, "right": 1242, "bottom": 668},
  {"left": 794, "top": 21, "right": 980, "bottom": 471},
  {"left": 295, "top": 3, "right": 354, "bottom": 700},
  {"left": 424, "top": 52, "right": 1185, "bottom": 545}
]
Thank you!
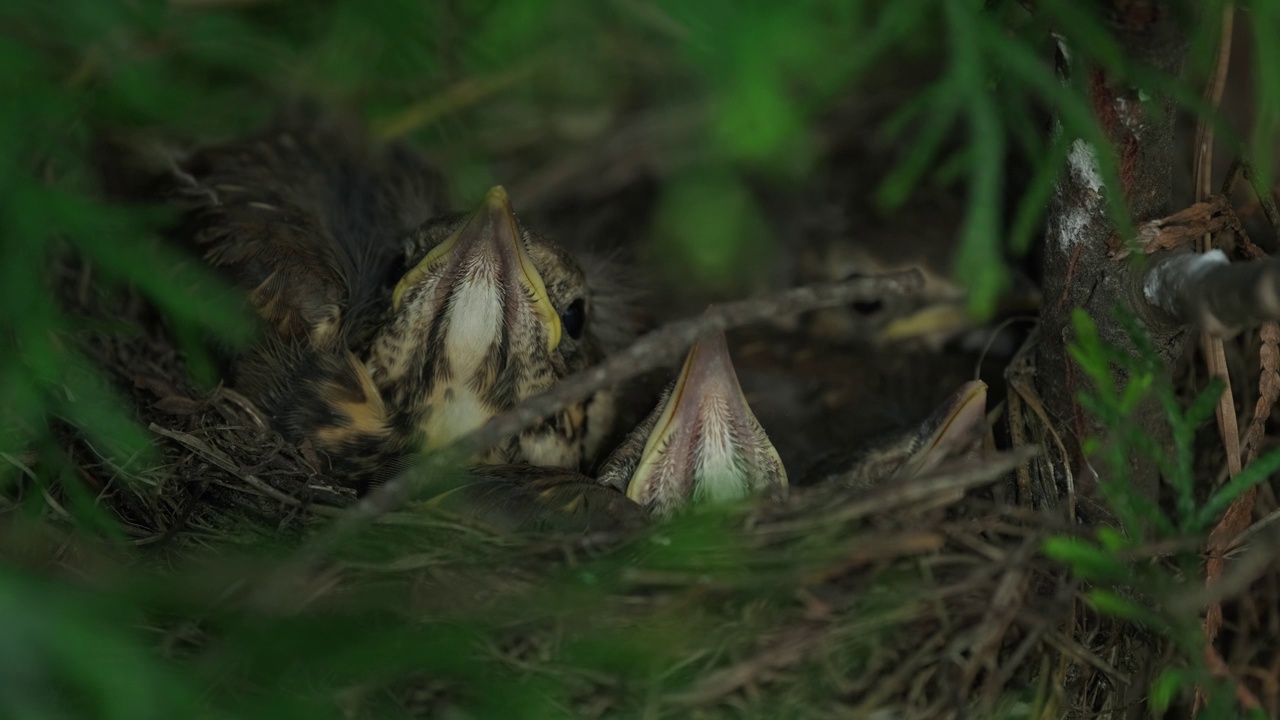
[
  {"left": 653, "top": 168, "right": 772, "bottom": 292},
  {"left": 1042, "top": 536, "right": 1128, "bottom": 582},
  {"left": 1150, "top": 665, "right": 1185, "bottom": 715},
  {"left": 1087, "top": 589, "right": 1156, "bottom": 624},
  {"left": 1193, "top": 445, "right": 1280, "bottom": 532}
]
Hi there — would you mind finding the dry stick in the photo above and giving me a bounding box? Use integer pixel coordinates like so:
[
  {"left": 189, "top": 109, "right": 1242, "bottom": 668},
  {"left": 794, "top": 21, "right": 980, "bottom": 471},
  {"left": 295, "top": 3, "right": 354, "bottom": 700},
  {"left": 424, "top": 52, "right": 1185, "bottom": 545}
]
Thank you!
[
  {"left": 292, "top": 271, "right": 927, "bottom": 565},
  {"left": 376, "top": 60, "right": 546, "bottom": 141},
  {"left": 1191, "top": 0, "right": 1241, "bottom": 481},
  {"left": 1170, "top": 527, "right": 1280, "bottom": 616},
  {"left": 1239, "top": 320, "right": 1280, "bottom": 468},
  {"left": 1145, "top": 253, "right": 1280, "bottom": 335},
  {"left": 1188, "top": 5, "right": 1251, "bottom": 715},
  {"left": 150, "top": 424, "right": 343, "bottom": 517},
  {"left": 815, "top": 448, "right": 1038, "bottom": 528}
]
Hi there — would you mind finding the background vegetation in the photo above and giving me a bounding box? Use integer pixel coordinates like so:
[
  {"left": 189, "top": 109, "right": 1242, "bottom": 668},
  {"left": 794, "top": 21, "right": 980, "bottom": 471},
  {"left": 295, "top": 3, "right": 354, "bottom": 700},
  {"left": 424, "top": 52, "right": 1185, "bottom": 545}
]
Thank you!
[{"left": 2, "top": 0, "right": 1277, "bottom": 717}]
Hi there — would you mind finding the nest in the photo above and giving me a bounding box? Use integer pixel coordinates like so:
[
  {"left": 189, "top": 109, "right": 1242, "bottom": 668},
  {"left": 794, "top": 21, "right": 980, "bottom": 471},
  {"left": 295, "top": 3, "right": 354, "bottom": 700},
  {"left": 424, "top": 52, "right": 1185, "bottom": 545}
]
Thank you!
[
  {"left": 15, "top": 248, "right": 1203, "bottom": 720},
  {"left": 17, "top": 107, "right": 1280, "bottom": 716}
]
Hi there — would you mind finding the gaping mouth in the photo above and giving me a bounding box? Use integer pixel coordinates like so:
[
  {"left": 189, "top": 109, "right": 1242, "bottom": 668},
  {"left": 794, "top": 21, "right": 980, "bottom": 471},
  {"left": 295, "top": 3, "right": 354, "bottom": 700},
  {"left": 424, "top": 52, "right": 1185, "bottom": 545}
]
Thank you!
[
  {"left": 625, "top": 329, "right": 787, "bottom": 512},
  {"left": 898, "top": 380, "right": 988, "bottom": 478},
  {"left": 392, "top": 185, "right": 562, "bottom": 353}
]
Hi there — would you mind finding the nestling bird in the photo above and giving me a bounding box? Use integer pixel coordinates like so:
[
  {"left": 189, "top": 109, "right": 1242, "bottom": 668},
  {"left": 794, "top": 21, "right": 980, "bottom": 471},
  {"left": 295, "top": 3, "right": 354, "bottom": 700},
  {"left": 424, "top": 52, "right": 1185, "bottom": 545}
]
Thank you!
[
  {"left": 419, "top": 337, "right": 989, "bottom": 534},
  {"left": 805, "top": 379, "right": 989, "bottom": 489},
  {"left": 136, "top": 109, "right": 628, "bottom": 483},
  {"left": 421, "top": 329, "right": 788, "bottom": 532}
]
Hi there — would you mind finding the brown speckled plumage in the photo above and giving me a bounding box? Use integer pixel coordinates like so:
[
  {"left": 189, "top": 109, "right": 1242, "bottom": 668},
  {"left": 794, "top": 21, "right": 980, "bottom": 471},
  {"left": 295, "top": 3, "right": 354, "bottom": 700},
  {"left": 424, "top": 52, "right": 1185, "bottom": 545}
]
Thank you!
[{"left": 156, "top": 108, "right": 616, "bottom": 485}]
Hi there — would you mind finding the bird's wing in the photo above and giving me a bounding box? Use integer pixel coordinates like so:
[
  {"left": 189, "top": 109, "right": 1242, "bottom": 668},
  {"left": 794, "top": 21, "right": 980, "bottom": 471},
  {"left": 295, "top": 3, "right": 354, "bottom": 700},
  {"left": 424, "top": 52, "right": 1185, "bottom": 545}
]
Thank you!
[
  {"left": 166, "top": 105, "right": 449, "bottom": 346},
  {"left": 235, "top": 336, "right": 396, "bottom": 479}
]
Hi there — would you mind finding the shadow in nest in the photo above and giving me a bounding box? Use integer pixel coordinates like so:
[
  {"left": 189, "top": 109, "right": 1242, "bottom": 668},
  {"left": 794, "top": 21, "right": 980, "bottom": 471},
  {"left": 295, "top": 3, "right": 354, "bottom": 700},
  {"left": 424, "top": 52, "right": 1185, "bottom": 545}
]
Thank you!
[
  {"left": 17, "top": 239, "right": 1163, "bottom": 720},
  {"left": 11, "top": 103, "right": 1227, "bottom": 718}
]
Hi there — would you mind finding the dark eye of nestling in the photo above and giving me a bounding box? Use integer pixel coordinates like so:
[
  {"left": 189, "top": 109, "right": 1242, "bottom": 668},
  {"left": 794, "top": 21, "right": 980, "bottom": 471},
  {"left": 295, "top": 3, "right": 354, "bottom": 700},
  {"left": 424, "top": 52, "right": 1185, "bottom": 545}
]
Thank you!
[
  {"left": 383, "top": 252, "right": 411, "bottom": 290},
  {"left": 560, "top": 298, "right": 586, "bottom": 340},
  {"left": 840, "top": 271, "right": 883, "bottom": 315}
]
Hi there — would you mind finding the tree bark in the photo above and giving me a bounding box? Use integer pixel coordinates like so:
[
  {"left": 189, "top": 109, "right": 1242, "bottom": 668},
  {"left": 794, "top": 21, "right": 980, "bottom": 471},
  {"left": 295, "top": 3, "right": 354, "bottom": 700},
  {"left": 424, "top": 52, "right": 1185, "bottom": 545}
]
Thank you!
[
  {"left": 1033, "top": 5, "right": 1189, "bottom": 515},
  {"left": 1032, "top": 7, "right": 1193, "bottom": 718}
]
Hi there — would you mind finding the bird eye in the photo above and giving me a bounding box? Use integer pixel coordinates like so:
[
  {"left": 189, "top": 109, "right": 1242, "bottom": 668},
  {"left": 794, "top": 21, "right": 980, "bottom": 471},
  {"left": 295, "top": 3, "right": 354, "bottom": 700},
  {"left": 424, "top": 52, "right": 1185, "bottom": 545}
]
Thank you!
[
  {"left": 384, "top": 252, "right": 411, "bottom": 290},
  {"left": 559, "top": 298, "right": 586, "bottom": 340}
]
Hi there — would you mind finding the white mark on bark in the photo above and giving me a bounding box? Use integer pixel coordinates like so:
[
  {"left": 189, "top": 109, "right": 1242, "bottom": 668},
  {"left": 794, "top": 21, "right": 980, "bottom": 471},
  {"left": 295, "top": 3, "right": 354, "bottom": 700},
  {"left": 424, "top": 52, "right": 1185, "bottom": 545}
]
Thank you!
[
  {"left": 1053, "top": 139, "right": 1107, "bottom": 250},
  {"left": 1069, "top": 140, "right": 1105, "bottom": 195},
  {"left": 1054, "top": 207, "right": 1092, "bottom": 251}
]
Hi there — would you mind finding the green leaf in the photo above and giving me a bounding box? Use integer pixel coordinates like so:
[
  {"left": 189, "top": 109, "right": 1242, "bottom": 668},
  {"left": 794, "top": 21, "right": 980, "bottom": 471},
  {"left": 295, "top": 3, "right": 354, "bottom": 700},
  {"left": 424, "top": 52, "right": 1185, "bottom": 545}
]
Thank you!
[
  {"left": 1043, "top": 536, "right": 1128, "bottom": 582},
  {"left": 1116, "top": 372, "right": 1153, "bottom": 415},
  {"left": 1009, "top": 133, "right": 1067, "bottom": 254},
  {"left": 1150, "top": 665, "right": 1186, "bottom": 715},
  {"left": 1193, "top": 445, "right": 1280, "bottom": 531},
  {"left": 877, "top": 81, "right": 961, "bottom": 209},
  {"left": 945, "top": 0, "right": 1007, "bottom": 319},
  {"left": 1087, "top": 589, "right": 1153, "bottom": 623},
  {"left": 1184, "top": 378, "right": 1226, "bottom": 429},
  {"left": 1069, "top": 310, "right": 1117, "bottom": 398},
  {"left": 652, "top": 169, "right": 772, "bottom": 292},
  {"left": 1096, "top": 527, "right": 1129, "bottom": 551},
  {"left": 1250, "top": 0, "right": 1280, "bottom": 193},
  {"left": 986, "top": 25, "right": 1134, "bottom": 241}
]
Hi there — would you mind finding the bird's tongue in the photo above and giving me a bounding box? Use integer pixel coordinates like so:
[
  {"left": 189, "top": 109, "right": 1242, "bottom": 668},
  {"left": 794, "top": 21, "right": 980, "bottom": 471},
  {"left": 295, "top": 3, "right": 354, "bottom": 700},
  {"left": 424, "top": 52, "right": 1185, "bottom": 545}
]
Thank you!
[{"left": 624, "top": 328, "right": 787, "bottom": 515}]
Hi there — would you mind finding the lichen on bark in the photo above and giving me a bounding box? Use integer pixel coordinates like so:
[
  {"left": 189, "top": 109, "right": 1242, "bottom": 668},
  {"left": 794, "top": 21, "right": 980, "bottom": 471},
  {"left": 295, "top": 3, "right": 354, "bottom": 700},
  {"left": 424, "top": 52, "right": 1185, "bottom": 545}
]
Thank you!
[{"left": 1032, "top": 6, "right": 1189, "bottom": 513}]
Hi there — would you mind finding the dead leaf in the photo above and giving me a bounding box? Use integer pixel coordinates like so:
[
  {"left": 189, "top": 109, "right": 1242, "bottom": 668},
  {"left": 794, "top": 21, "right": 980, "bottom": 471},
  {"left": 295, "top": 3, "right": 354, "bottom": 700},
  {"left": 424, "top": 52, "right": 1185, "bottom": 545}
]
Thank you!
[
  {"left": 1108, "top": 196, "right": 1232, "bottom": 259},
  {"left": 132, "top": 373, "right": 180, "bottom": 399},
  {"left": 152, "top": 395, "right": 205, "bottom": 415}
]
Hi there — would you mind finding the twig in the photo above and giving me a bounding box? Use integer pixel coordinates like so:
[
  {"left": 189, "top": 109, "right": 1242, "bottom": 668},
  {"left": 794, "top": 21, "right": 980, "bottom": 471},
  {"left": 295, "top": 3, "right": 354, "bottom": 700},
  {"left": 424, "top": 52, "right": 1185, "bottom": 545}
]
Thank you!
[
  {"left": 1170, "top": 527, "right": 1280, "bottom": 615},
  {"left": 1190, "top": 0, "right": 1241, "bottom": 488},
  {"left": 1143, "top": 252, "right": 1280, "bottom": 336},
  {"left": 1109, "top": 196, "right": 1234, "bottom": 260},
  {"left": 1044, "top": 629, "right": 1131, "bottom": 686},
  {"left": 149, "top": 423, "right": 342, "bottom": 517},
  {"left": 761, "top": 447, "right": 1038, "bottom": 534},
  {"left": 376, "top": 61, "right": 547, "bottom": 140},
  {"left": 292, "top": 271, "right": 926, "bottom": 564},
  {"left": 666, "top": 623, "right": 827, "bottom": 707},
  {"left": 1189, "top": 11, "right": 1249, "bottom": 707}
]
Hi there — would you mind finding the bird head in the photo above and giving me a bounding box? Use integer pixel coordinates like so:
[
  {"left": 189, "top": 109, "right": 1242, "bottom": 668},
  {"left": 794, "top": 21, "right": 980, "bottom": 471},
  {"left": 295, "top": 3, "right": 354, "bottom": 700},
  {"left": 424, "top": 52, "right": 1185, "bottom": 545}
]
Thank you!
[
  {"left": 835, "top": 379, "right": 988, "bottom": 489},
  {"left": 365, "top": 186, "right": 613, "bottom": 469},
  {"left": 599, "top": 328, "right": 788, "bottom": 518}
]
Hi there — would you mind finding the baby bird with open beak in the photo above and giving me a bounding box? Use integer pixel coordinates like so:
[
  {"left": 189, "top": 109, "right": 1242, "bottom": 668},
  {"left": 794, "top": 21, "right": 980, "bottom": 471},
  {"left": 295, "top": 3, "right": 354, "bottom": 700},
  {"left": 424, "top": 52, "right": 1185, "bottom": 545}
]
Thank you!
[
  {"left": 424, "top": 329, "right": 788, "bottom": 531},
  {"left": 424, "top": 346, "right": 989, "bottom": 534},
  {"left": 146, "top": 110, "right": 622, "bottom": 483},
  {"left": 810, "top": 380, "right": 989, "bottom": 490},
  {"left": 365, "top": 185, "right": 610, "bottom": 468}
]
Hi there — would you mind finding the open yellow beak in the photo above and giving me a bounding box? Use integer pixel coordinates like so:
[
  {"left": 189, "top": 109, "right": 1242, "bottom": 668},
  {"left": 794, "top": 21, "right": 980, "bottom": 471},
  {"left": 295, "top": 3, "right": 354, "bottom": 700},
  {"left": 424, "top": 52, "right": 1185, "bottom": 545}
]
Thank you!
[
  {"left": 392, "top": 186, "right": 562, "bottom": 352},
  {"left": 625, "top": 329, "right": 787, "bottom": 512}
]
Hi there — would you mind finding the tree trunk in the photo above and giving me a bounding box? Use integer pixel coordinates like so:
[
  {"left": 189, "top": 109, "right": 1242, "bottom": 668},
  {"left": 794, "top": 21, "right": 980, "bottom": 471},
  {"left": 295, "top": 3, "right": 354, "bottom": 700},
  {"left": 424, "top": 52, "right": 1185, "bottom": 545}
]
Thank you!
[
  {"left": 1033, "top": 4, "right": 1189, "bottom": 515},
  {"left": 1031, "top": 7, "right": 1192, "bottom": 717}
]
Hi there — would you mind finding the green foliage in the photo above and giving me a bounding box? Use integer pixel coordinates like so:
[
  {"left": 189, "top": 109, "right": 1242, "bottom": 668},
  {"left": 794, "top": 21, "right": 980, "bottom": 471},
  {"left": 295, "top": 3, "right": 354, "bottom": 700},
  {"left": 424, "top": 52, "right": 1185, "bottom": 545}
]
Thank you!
[
  {"left": 1067, "top": 308, "right": 1278, "bottom": 540},
  {"left": 1, "top": 0, "right": 1259, "bottom": 494},
  {"left": 1051, "top": 308, "right": 1280, "bottom": 718},
  {"left": 2, "top": 0, "right": 1276, "bottom": 718}
]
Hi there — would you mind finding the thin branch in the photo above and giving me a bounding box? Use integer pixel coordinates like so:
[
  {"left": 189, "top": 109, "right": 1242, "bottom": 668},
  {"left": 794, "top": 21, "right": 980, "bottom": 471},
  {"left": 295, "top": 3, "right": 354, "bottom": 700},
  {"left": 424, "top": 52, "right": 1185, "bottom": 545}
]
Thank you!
[
  {"left": 292, "top": 271, "right": 927, "bottom": 564},
  {"left": 150, "top": 423, "right": 343, "bottom": 516},
  {"left": 1191, "top": 0, "right": 1241, "bottom": 486},
  {"left": 1170, "top": 527, "right": 1280, "bottom": 615},
  {"left": 1108, "top": 195, "right": 1234, "bottom": 260},
  {"left": 1143, "top": 251, "right": 1280, "bottom": 337}
]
